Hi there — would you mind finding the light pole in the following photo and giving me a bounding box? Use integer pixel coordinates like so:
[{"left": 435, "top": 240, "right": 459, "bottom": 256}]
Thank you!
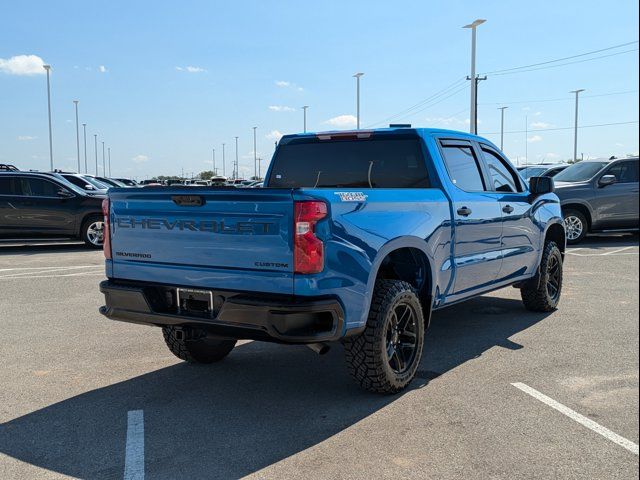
[
  {"left": 222, "top": 143, "right": 226, "bottom": 177},
  {"left": 302, "top": 105, "right": 309, "bottom": 132},
  {"left": 212, "top": 148, "right": 216, "bottom": 176},
  {"left": 253, "top": 126, "right": 257, "bottom": 179},
  {"left": 102, "top": 141, "right": 106, "bottom": 175},
  {"left": 73, "top": 100, "right": 80, "bottom": 172},
  {"left": 463, "top": 19, "right": 486, "bottom": 135},
  {"left": 82, "top": 123, "right": 88, "bottom": 173},
  {"left": 353, "top": 73, "right": 364, "bottom": 129},
  {"left": 571, "top": 89, "right": 585, "bottom": 163},
  {"left": 234, "top": 136, "right": 239, "bottom": 179},
  {"left": 94, "top": 134, "right": 98, "bottom": 175},
  {"left": 43, "top": 64, "right": 54, "bottom": 170},
  {"left": 498, "top": 106, "right": 508, "bottom": 151},
  {"left": 258, "top": 157, "right": 262, "bottom": 179},
  {"left": 108, "top": 147, "right": 111, "bottom": 176}
]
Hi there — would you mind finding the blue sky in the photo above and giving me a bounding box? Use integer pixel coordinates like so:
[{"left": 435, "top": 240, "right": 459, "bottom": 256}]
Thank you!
[{"left": 1, "top": 0, "right": 638, "bottom": 179}]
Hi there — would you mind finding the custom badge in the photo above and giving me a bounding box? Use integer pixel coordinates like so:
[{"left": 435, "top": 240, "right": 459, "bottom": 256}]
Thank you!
[{"left": 334, "top": 191, "right": 368, "bottom": 202}]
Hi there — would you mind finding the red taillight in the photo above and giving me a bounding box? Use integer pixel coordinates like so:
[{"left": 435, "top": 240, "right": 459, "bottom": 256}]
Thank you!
[
  {"left": 102, "top": 198, "right": 112, "bottom": 259},
  {"left": 294, "top": 201, "right": 327, "bottom": 274}
]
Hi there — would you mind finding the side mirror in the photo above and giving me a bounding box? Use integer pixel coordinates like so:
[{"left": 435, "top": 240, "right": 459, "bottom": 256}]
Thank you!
[
  {"left": 85, "top": 184, "right": 95, "bottom": 190},
  {"left": 598, "top": 174, "right": 617, "bottom": 187},
  {"left": 529, "top": 176, "right": 554, "bottom": 196},
  {"left": 57, "top": 189, "right": 74, "bottom": 198}
]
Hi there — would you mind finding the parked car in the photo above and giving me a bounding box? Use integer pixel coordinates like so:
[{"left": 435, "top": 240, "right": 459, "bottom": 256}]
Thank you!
[
  {"left": 115, "top": 178, "right": 139, "bottom": 187},
  {"left": 93, "top": 176, "right": 127, "bottom": 188},
  {"left": 210, "top": 176, "right": 227, "bottom": 186},
  {"left": 0, "top": 171, "right": 105, "bottom": 247},
  {"left": 99, "top": 127, "right": 565, "bottom": 393},
  {"left": 55, "top": 173, "right": 109, "bottom": 195},
  {"left": 518, "top": 164, "right": 568, "bottom": 179},
  {"left": 139, "top": 179, "right": 159, "bottom": 185},
  {"left": 553, "top": 157, "right": 639, "bottom": 243}
]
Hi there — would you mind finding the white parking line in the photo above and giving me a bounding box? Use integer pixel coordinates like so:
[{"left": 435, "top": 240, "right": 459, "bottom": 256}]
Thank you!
[
  {"left": 0, "top": 271, "right": 104, "bottom": 280},
  {"left": 124, "top": 410, "right": 145, "bottom": 480},
  {"left": 0, "top": 265, "right": 103, "bottom": 278},
  {"left": 0, "top": 265, "right": 101, "bottom": 272},
  {"left": 602, "top": 246, "right": 634, "bottom": 255},
  {"left": 512, "top": 382, "right": 639, "bottom": 456}
]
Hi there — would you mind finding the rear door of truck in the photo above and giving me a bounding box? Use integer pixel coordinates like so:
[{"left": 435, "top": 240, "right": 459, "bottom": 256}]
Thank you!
[{"left": 107, "top": 187, "right": 295, "bottom": 294}]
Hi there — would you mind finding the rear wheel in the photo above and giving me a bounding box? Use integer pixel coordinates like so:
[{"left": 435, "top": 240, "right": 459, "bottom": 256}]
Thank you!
[
  {"left": 81, "top": 215, "right": 104, "bottom": 248},
  {"left": 162, "top": 326, "right": 236, "bottom": 363},
  {"left": 563, "top": 209, "right": 588, "bottom": 244},
  {"left": 521, "top": 241, "right": 563, "bottom": 312},
  {"left": 343, "top": 280, "right": 425, "bottom": 394}
]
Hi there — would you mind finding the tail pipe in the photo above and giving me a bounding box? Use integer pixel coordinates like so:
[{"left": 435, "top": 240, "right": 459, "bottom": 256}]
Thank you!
[{"left": 306, "top": 342, "right": 330, "bottom": 355}]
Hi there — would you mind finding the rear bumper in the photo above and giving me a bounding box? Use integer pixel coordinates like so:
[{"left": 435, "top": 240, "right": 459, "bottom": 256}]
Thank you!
[{"left": 99, "top": 279, "right": 346, "bottom": 343}]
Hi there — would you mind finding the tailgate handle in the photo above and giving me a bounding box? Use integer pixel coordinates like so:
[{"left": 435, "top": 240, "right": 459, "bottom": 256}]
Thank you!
[{"left": 171, "top": 195, "right": 205, "bottom": 207}]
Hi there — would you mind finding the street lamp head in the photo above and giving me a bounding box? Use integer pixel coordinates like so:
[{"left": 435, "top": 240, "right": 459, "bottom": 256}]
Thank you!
[
  {"left": 73, "top": 100, "right": 79, "bottom": 104},
  {"left": 570, "top": 89, "right": 586, "bottom": 94},
  {"left": 43, "top": 64, "right": 51, "bottom": 71},
  {"left": 353, "top": 72, "right": 364, "bottom": 78},
  {"left": 463, "top": 19, "right": 486, "bottom": 29},
  {"left": 498, "top": 106, "right": 508, "bottom": 110}
]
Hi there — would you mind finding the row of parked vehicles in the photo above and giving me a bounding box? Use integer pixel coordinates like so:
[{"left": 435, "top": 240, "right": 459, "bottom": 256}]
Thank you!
[
  {"left": 140, "top": 177, "right": 263, "bottom": 188},
  {"left": 0, "top": 148, "right": 638, "bottom": 250}
]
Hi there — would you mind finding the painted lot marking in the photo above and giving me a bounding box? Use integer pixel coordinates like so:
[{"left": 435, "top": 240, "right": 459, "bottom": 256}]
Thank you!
[
  {"left": 124, "top": 410, "right": 145, "bottom": 480},
  {"left": 567, "top": 246, "right": 638, "bottom": 257},
  {"left": 0, "top": 265, "right": 104, "bottom": 280},
  {"left": 512, "top": 382, "right": 639, "bottom": 456}
]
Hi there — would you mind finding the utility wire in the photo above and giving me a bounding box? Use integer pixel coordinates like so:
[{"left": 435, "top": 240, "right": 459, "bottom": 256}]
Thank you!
[
  {"left": 480, "top": 90, "right": 639, "bottom": 106},
  {"left": 365, "top": 77, "right": 467, "bottom": 128},
  {"left": 480, "top": 120, "right": 638, "bottom": 136},
  {"left": 481, "top": 40, "right": 639, "bottom": 75}
]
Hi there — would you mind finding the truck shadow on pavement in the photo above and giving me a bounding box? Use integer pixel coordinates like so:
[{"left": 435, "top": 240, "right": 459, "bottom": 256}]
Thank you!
[{"left": 0, "top": 296, "right": 551, "bottom": 479}]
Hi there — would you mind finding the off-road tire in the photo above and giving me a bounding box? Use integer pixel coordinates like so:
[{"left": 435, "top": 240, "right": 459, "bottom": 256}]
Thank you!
[
  {"left": 162, "top": 326, "right": 236, "bottom": 363},
  {"left": 563, "top": 209, "right": 588, "bottom": 244},
  {"left": 81, "top": 214, "right": 104, "bottom": 249},
  {"left": 521, "top": 241, "right": 563, "bottom": 312},
  {"left": 343, "top": 279, "right": 425, "bottom": 394}
]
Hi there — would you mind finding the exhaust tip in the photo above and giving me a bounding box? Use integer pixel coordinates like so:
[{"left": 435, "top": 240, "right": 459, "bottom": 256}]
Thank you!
[{"left": 306, "top": 342, "right": 330, "bottom": 355}]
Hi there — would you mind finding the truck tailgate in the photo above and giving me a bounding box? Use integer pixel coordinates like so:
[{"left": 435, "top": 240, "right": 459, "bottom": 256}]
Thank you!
[{"left": 107, "top": 188, "right": 294, "bottom": 293}]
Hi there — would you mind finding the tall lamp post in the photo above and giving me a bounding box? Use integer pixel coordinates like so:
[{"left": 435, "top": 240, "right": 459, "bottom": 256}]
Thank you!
[
  {"left": 498, "top": 106, "right": 508, "bottom": 151},
  {"left": 253, "top": 126, "right": 257, "bottom": 179},
  {"left": 212, "top": 148, "right": 216, "bottom": 176},
  {"left": 222, "top": 143, "right": 226, "bottom": 177},
  {"left": 570, "top": 89, "right": 585, "bottom": 162},
  {"left": 94, "top": 134, "right": 98, "bottom": 175},
  {"left": 73, "top": 100, "right": 80, "bottom": 172},
  {"left": 108, "top": 147, "right": 111, "bottom": 177},
  {"left": 102, "top": 141, "right": 106, "bottom": 175},
  {"left": 353, "top": 73, "right": 364, "bottom": 130},
  {"left": 234, "top": 136, "right": 239, "bottom": 180},
  {"left": 463, "top": 19, "right": 486, "bottom": 135},
  {"left": 82, "top": 123, "right": 88, "bottom": 173},
  {"left": 43, "top": 64, "right": 54, "bottom": 170},
  {"left": 302, "top": 105, "right": 309, "bottom": 132}
]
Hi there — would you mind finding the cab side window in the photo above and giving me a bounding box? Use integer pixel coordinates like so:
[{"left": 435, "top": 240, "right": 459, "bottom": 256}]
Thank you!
[
  {"left": 481, "top": 148, "right": 522, "bottom": 193},
  {"left": 20, "top": 178, "right": 60, "bottom": 197},
  {"left": 605, "top": 161, "right": 639, "bottom": 184},
  {"left": 0, "top": 176, "right": 21, "bottom": 195},
  {"left": 440, "top": 145, "right": 486, "bottom": 192}
]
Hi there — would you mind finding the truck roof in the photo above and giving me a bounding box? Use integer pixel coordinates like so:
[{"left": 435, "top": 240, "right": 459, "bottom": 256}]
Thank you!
[{"left": 280, "top": 127, "right": 490, "bottom": 143}]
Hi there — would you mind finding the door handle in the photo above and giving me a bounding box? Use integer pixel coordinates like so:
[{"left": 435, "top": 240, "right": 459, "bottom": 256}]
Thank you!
[
  {"left": 502, "top": 205, "right": 514, "bottom": 214},
  {"left": 457, "top": 206, "right": 472, "bottom": 217}
]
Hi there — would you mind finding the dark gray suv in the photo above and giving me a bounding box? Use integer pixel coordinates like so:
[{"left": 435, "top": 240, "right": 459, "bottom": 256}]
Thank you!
[{"left": 554, "top": 157, "right": 639, "bottom": 243}]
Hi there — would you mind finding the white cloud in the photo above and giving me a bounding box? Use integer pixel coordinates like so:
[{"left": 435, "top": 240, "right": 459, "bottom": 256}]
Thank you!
[
  {"left": 98, "top": 65, "right": 107, "bottom": 73},
  {"left": 324, "top": 114, "right": 357, "bottom": 128},
  {"left": 17, "top": 135, "right": 36, "bottom": 141},
  {"left": 176, "top": 66, "right": 206, "bottom": 73},
  {"left": 265, "top": 130, "right": 284, "bottom": 141},
  {"left": 268, "top": 105, "right": 295, "bottom": 112},
  {"left": 527, "top": 135, "right": 543, "bottom": 143},
  {"left": 530, "top": 121, "right": 552, "bottom": 129},
  {"left": 545, "top": 152, "right": 561, "bottom": 159},
  {"left": 275, "top": 80, "right": 303, "bottom": 91},
  {"left": 0, "top": 55, "right": 46, "bottom": 76},
  {"left": 132, "top": 154, "right": 149, "bottom": 163}
]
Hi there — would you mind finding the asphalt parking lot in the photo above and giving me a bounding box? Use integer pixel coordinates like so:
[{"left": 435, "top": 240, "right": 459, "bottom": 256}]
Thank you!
[{"left": 0, "top": 236, "right": 638, "bottom": 479}]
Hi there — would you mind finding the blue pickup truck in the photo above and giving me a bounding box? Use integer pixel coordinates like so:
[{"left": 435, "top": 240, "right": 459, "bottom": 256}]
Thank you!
[{"left": 99, "top": 127, "right": 565, "bottom": 393}]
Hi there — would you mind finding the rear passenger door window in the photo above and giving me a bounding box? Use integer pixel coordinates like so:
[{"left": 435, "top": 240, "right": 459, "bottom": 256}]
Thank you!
[
  {"left": 0, "top": 176, "right": 22, "bottom": 195},
  {"left": 20, "top": 178, "right": 60, "bottom": 197},
  {"left": 440, "top": 144, "right": 486, "bottom": 191},
  {"left": 605, "top": 161, "right": 639, "bottom": 183},
  {"left": 481, "top": 148, "right": 522, "bottom": 193}
]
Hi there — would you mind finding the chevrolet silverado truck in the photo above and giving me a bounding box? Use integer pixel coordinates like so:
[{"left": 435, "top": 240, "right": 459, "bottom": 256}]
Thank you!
[{"left": 99, "top": 127, "right": 565, "bottom": 393}]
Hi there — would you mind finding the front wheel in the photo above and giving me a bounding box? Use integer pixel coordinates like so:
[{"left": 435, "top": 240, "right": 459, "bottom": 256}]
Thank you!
[
  {"left": 563, "top": 209, "right": 588, "bottom": 244},
  {"left": 521, "top": 241, "right": 563, "bottom": 312},
  {"left": 343, "top": 280, "right": 425, "bottom": 394},
  {"left": 81, "top": 215, "right": 104, "bottom": 248}
]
